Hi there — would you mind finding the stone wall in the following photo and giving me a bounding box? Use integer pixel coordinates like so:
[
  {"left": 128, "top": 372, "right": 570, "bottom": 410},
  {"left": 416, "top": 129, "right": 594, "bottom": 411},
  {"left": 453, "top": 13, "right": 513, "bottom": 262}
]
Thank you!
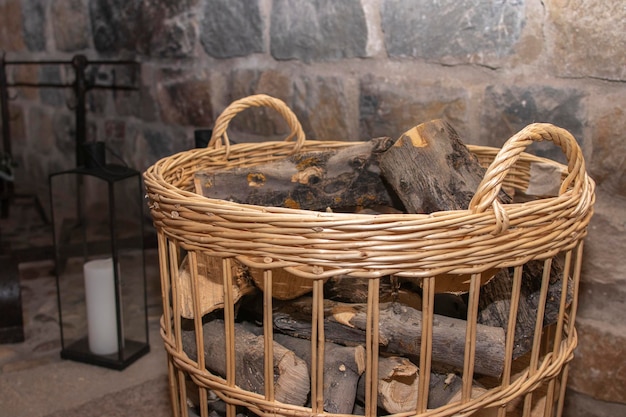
[{"left": 1, "top": 0, "right": 625, "bottom": 415}]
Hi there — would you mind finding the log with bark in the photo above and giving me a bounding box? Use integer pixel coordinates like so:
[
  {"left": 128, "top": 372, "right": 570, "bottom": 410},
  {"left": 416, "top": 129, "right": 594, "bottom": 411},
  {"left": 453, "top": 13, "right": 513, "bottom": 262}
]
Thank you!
[
  {"left": 478, "top": 258, "right": 570, "bottom": 358},
  {"left": 273, "top": 333, "right": 365, "bottom": 414},
  {"left": 273, "top": 297, "right": 506, "bottom": 378},
  {"left": 194, "top": 136, "right": 399, "bottom": 212},
  {"left": 427, "top": 373, "right": 499, "bottom": 417},
  {"left": 181, "top": 320, "right": 310, "bottom": 406},
  {"left": 378, "top": 119, "right": 512, "bottom": 214}
]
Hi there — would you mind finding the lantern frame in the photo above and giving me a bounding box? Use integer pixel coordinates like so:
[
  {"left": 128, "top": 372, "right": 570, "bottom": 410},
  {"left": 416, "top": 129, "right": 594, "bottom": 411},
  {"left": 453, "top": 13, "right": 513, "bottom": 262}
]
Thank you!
[{"left": 49, "top": 163, "right": 150, "bottom": 370}]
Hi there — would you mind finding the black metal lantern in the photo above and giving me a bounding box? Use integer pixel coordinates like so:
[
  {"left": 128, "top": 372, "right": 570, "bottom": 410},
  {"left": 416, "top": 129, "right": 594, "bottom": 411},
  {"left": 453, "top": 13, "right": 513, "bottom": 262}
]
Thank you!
[{"left": 49, "top": 155, "right": 149, "bottom": 370}]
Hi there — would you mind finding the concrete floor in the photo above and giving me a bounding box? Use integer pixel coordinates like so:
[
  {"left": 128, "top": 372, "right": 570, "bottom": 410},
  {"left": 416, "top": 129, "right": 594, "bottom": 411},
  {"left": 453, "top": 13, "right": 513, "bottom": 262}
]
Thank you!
[{"left": 0, "top": 200, "right": 171, "bottom": 417}]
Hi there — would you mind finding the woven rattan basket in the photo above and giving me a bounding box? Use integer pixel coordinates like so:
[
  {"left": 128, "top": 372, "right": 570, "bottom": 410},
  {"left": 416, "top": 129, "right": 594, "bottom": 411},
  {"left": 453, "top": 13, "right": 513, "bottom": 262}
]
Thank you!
[{"left": 144, "top": 94, "right": 595, "bottom": 417}]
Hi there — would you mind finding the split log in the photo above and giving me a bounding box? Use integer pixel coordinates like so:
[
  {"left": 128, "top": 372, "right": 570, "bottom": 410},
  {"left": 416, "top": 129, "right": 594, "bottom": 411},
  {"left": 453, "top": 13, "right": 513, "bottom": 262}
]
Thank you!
[
  {"left": 379, "top": 119, "right": 511, "bottom": 215},
  {"left": 176, "top": 253, "right": 256, "bottom": 319},
  {"left": 273, "top": 298, "right": 506, "bottom": 378},
  {"left": 428, "top": 373, "right": 498, "bottom": 417},
  {"left": 247, "top": 266, "right": 328, "bottom": 301},
  {"left": 355, "top": 356, "right": 419, "bottom": 414},
  {"left": 273, "top": 333, "right": 365, "bottom": 414},
  {"left": 194, "top": 136, "right": 398, "bottom": 212},
  {"left": 181, "top": 319, "right": 309, "bottom": 406}
]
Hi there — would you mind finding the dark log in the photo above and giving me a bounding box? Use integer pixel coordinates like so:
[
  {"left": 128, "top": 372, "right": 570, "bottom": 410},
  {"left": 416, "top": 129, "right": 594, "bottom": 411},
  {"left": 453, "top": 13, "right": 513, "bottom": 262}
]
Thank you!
[
  {"left": 324, "top": 275, "right": 423, "bottom": 311},
  {"left": 273, "top": 333, "right": 365, "bottom": 414},
  {"left": 273, "top": 298, "right": 505, "bottom": 378},
  {"left": 378, "top": 119, "right": 511, "bottom": 214},
  {"left": 182, "top": 319, "right": 309, "bottom": 406},
  {"left": 194, "top": 136, "right": 399, "bottom": 212},
  {"left": 427, "top": 373, "right": 498, "bottom": 416},
  {"left": 324, "top": 275, "right": 467, "bottom": 319},
  {"left": 478, "top": 258, "right": 571, "bottom": 358}
]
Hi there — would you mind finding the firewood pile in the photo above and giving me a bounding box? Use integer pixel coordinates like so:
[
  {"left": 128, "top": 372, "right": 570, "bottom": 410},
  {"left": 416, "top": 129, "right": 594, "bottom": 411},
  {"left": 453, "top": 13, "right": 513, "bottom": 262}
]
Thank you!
[{"left": 175, "top": 119, "right": 571, "bottom": 415}]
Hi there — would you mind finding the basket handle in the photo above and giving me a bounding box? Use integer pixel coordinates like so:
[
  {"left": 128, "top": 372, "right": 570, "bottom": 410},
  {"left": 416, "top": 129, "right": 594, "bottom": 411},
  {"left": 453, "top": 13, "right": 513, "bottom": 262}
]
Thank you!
[
  {"left": 468, "top": 123, "right": 590, "bottom": 234},
  {"left": 209, "top": 94, "right": 306, "bottom": 159}
]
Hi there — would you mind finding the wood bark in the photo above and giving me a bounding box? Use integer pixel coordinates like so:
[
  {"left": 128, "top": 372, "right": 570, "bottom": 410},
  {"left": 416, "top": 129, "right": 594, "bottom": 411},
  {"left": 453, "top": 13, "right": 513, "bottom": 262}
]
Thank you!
[
  {"left": 181, "top": 319, "right": 309, "bottom": 406},
  {"left": 273, "top": 333, "right": 365, "bottom": 414},
  {"left": 324, "top": 275, "right": 423, "bottom": 311},
  {"left": 428, "top": 373, "right": 499, "bottom": 417},
  {"left": 478, "top": 258, "right": 571, "bottom": 358},
  {"left": 194, "top": 136, "right": 399, "bottom": 212},
  {"left": 378, "top": 119, "right": 511, "bottom": 214},
  {"left": 273, "top": 298, "right": 506, "bottom": 378}
]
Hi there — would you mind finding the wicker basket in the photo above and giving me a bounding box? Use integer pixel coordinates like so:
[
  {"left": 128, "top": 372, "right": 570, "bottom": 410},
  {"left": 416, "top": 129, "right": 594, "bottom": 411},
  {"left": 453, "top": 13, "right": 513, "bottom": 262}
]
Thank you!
[{"left": 144, "top": 94, "right": 595, "bottom": 417}]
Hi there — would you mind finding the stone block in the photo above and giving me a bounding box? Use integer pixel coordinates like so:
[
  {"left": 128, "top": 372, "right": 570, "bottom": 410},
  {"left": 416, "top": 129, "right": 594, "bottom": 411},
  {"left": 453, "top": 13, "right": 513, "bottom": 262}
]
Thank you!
[
  {"left": 21, "top": 0, "right": 45, "bottom": 51},
  {"left": 578, "top": 281, "right": 626, "bottom": 329},
  {"left": 578, "top": 191, "right": 626, "bottom": 337},
  {"left": 148, "top": 15, "right": 196, "bottom": 58},
  {"left": 156, "top": 77, "right": 213, "bottom": 127},
  {"left": 0, "top": 0, "right": 26, "bottom": 51},
  {"left": 105, "top": 64, "right": 156, "bottom": 122},
  {"left": 11, "top": 64, "right": 39, "bottom": 100},
  {"left": 564, "top": 389, "right": 626, "bottom": 417},
  {"left": 89, "top": 0, "right": 197, "bottom": 56},
  {"left": 38, "top": 65, "right": 65, "bottom": 107},
  {"left": 223, "top": 69, "right": 294, "bottom": 140},
  {"left": 200, "top": 0, "right": 264, "bottom": 58},
  {"left": 569, "top": 318, "right": 626, "bottom": 404},
  {"left": 292, "top": 76, "right": 352, "bottom": 140},
  {"left": 27, "top": 107, "right": 54, "bottom": 153},
  {"left": 128, "top": 124, "right": 191, "bottom": 172},
  {"left": 89, "top": 0, "right": 140, "bottom": 53},
  {"left": 480, "top": 85, "right": 586, "bottom": 163},
  {"left": 547, "top": 0, "right": 626, "bottom": 82},
  {"left": 589, "top": 107, "right": 626, "bottom": 197},
  {"left": 52, "top": 0, "right": 89, "bottom": 51},
  {"left": 270, "top": 0, "right": 367, "bottom": 62},
  {"left": 359, "top": 76, "right": 468, "bottom": 140},
  {"left": 380, "top": 0, "right": 525, "bottom": 66},
  {"left": 580, "top": 191, "right": 626, "bottom": 295},
  {"left": 222, "top": 70, "right": 353, "bottom": 142}
]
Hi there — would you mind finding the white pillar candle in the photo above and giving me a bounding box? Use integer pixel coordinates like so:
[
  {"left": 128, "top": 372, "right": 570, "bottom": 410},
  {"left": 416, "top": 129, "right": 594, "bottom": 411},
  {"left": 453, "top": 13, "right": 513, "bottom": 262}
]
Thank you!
[{"left": 84, "top": 258, "right": 119, "bottom": 355}]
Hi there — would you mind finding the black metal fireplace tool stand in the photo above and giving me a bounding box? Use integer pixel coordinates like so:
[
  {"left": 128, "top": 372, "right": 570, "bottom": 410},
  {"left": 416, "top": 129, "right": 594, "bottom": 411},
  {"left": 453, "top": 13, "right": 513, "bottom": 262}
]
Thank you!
[{"left": 0, "top": 52, "right": 139, "bottom": 344}]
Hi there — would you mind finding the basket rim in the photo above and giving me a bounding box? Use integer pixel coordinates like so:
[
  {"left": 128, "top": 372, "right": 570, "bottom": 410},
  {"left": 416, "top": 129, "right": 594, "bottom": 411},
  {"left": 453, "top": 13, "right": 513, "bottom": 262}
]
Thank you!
[
  {"left": 144, "top": 135, "right": 595, "bottom": 277},
  {"left": 145, "top": 140, "right": 575, "bottom": 219}
]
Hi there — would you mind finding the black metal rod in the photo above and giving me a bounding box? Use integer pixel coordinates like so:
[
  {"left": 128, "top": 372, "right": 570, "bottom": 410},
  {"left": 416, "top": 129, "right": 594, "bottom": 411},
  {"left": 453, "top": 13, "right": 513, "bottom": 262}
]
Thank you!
[
  {"left": 4, "top": 60, "right": 75, "bottom": 66},
  {"left": 72, "top": 55, "right": 88, "bottom": 168},
  {"left": 4, "top": 59, "right": 139, "bottom": 66},
  {"left": 7, "top": 82, "right": 137, "bottom": 90},
  {"left": 0, "top": 54, "right": 11, "bottom": 157}
]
